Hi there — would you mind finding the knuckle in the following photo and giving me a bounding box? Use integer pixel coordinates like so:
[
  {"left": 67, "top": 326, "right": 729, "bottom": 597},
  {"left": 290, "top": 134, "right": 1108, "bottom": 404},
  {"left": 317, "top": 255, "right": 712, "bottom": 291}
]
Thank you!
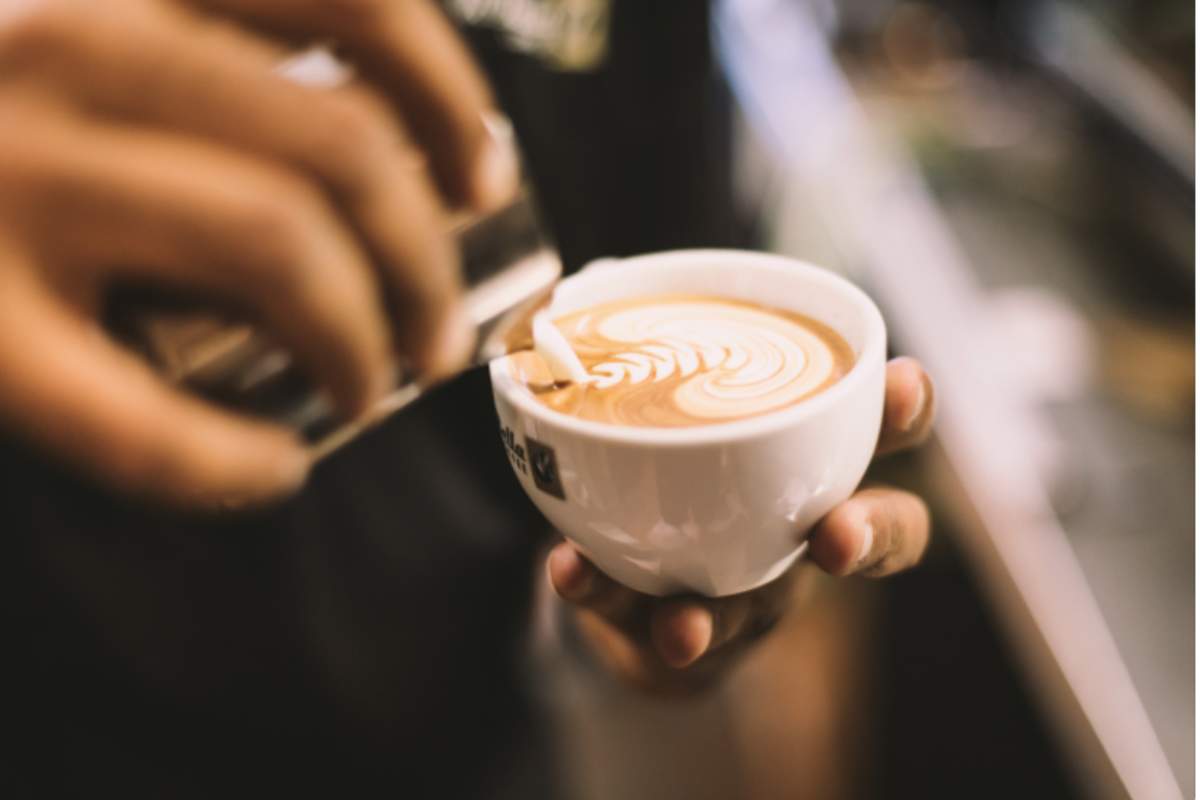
[
  {"left": 311, "top": 90, "right": 397, "bottom": 192},
  {"left": 240, "top": 200, "right": 302, "bottom": 261},
  {"left": 0, "top": 1, "right": 77, "bottom": 68},
  {"left": 327, "top": 93, "right": 387, "bottom": 148},
  {"left": 0, "top": 1, "right": 168, "bottom": 74},
  {"left": 0, "top": 106, "right": 36, "bottom": 190},
  {"left": 234, "top": 180, "right": 322, "bottom": 281},
  {"left": 233, "top": 175, "right": 377, "bottom": 331},
  {"left": 323, "top": 0, "right": 387, "bottom": 32}
]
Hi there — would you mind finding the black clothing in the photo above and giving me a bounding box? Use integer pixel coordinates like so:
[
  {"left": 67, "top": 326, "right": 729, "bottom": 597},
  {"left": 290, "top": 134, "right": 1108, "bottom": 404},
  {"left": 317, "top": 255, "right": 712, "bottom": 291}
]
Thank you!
[{"left": 0, "top": 2, "right": 747, "bottom": 796}]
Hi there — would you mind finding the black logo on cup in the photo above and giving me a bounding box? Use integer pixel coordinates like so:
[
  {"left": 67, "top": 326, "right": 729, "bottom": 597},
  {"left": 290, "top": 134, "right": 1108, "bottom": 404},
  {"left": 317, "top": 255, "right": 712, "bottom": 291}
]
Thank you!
[{"left": 526, "top": 437, "right": 565, "bottom": 500}]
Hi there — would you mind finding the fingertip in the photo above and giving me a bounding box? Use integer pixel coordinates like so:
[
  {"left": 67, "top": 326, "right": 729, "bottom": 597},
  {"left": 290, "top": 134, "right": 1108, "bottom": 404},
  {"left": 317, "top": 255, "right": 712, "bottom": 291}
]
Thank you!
[
  {"left": 268, "top": 435, "right": 313, "bottom": 494},
  {"left": 885, "top": 357, "right": 928, "bottom": 434},
  {"left": 169, "top": 425, "right": 311, "bottom": 510},
  {"left": 334, "top": 355, "right": 397, "bottom": 423},
  {"left": 220, "top": 426, "right": 312, "bottom": 504},
  {"left": 472, "top": 111, "right": 519, "bottom": 212},
  {"left": 547, "top": 543, "right": 593, "bottom": 602},
  {"left": 421, "top": 303, "right": 476, "bottom": 382},
  {"left": 889, "top": 355, "right": 924, "bottom": 381},
  {"left": 900, "top": 377, "right": 927, "bottom": 434},
  {"left": 652, "top": 604, "right": 714, "bottom": 669},
  {"left": 809, "top": 500, "right": 874, "bottom": 577}
]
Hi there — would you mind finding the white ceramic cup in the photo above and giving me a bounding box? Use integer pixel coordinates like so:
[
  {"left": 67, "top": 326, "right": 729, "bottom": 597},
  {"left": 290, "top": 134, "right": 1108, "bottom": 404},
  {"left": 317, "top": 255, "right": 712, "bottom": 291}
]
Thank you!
[{"left": 489, "top": 250, "right": 887, "bottom": 597}]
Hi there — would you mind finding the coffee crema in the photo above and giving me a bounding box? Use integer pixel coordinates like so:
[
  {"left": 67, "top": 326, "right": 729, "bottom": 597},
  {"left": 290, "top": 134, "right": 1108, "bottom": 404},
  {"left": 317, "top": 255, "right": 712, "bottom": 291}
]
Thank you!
[{"left": 511, "top": 294, "right": 856, "bottom": 428}]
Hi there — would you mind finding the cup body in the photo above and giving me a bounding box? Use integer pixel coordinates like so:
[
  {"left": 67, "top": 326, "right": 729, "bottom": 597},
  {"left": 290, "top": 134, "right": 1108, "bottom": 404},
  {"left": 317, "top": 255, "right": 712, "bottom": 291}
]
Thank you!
[{"left": 489, "top": 250, "right": 886, "bottom": 596}]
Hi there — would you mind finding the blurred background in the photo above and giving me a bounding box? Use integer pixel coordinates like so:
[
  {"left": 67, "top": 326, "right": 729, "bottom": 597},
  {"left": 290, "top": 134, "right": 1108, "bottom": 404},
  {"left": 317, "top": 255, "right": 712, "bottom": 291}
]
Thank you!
[
  {"left": 520, "top": 1, "right": 1194, "bottom": 797},
  {"left": 1, "top": 1, "right": 1188, "bottom": 798}
]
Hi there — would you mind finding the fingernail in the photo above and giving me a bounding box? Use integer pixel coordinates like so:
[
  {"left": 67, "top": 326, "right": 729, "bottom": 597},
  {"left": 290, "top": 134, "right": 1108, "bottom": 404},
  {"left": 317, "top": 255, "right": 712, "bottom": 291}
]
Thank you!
[
  {"left": 376, "top": 359, "right": 402, "bottom": 402},
  {"left": 474, "top": 110, "right": 520, "bottom": 211},
  {"left": 854, "top": 521, "right": 876, "bottom": 568},
  {"left": 359, "top": 360, "right": 399, "bottom": 417},
  {"left": 426, "top": 305, "right": 476, "bottom": 381},
  {"left": 275, "top": 447, "right": 312, "bottom": 494},
  {"left": 213, "top": 448, "right": 310, "bottom": 511},
  {"left": 690, "top": 611, "right": 714, "bottom": 660},
  {"left": 901, "top": 375, "right": 927, "bottom": 432},
  {"left": 659, "top": 608, "right": 713, "bottom": 668},
  {"left": 549, "top": 547, "right": 592, "bottom": 601}
]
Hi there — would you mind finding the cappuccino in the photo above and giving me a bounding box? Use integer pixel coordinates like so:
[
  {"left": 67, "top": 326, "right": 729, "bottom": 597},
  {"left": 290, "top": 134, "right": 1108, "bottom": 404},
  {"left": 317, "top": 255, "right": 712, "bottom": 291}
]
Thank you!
[{"left": 512, "top": 295, "right": 855, "bottom": 427}]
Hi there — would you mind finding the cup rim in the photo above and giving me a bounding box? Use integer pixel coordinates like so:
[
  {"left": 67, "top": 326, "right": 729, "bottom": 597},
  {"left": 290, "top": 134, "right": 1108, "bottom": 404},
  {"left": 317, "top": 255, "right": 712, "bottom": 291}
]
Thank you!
[{"left": 489, "top": 249, "right": 887, "bottom": 447}]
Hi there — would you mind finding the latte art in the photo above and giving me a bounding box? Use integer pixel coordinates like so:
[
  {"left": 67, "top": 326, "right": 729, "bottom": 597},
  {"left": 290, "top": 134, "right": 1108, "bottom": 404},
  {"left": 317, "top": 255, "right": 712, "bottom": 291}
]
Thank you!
[{"left": 520, "top": 295, "right": 856, "bottom": 427}]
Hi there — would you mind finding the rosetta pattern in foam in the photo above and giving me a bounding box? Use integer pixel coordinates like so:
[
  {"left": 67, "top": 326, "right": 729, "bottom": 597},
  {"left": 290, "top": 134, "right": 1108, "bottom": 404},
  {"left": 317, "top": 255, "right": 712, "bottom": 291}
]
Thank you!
[{"left": 565, "top": 300, "right": 840, "bottom": 422}]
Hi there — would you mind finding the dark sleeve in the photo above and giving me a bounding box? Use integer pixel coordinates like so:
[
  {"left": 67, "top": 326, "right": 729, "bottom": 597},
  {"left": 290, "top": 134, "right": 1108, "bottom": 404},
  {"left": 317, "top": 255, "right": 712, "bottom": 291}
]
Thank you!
[
  {"left": 455, "top": 0, "right": 757, "bottom": 271},
  {"left": 0, "top": 369, "right": 554, "bottom": 797}
]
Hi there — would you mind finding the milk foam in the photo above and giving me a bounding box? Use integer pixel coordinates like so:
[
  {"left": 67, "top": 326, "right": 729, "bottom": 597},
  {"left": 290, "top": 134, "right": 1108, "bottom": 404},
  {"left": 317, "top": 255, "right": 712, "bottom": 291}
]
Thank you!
[{"left": 529, "top": 296, "right": 854, "bottom": 427}]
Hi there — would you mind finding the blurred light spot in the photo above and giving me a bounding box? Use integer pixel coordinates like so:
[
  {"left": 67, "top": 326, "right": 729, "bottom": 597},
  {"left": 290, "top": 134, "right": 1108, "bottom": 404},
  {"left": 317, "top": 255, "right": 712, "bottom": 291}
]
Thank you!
[{"left": 881, "top": 3, "right": 967, "bottom": 91}]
